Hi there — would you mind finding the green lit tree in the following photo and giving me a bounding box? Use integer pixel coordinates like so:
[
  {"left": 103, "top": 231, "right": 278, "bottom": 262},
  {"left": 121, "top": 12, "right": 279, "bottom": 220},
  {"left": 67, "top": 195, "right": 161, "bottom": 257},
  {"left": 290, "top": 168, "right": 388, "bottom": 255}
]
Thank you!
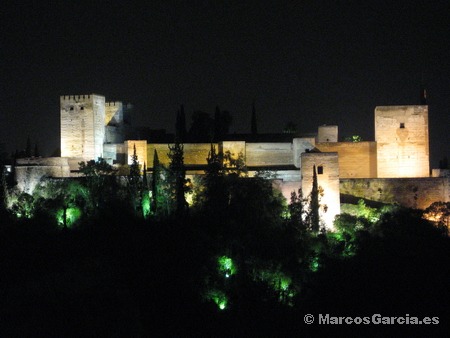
[{"left": 141, "top": 162, "right": 151, "bottom": 219}]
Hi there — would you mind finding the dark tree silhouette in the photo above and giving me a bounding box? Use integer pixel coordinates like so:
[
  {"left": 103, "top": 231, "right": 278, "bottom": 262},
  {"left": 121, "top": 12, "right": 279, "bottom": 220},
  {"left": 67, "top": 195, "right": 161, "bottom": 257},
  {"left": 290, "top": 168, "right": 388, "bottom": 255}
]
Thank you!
[
  {"left": 176, "top": 105, "right": 187, "bottom": 142},
  {"left": 25, "top": 137, "right": 32, "bottom": 157},
  {"left": 251, "top": 100, "right": 257, "bottom": 135},
  {"left": 309, "top": 165, "right": 320, "bottom": 232},
  {"left": 168, "top": 141, "right": 188, "bottom": 217}
]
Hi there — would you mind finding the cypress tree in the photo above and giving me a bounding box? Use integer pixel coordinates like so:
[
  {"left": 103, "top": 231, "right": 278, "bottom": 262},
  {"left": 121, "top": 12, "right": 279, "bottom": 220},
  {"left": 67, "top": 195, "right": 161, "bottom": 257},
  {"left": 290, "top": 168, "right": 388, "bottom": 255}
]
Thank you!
[
  {"left": 168, "top": 140, "right": 187, "bottom": 217},
  {"left": 310, "top": 165, "right": 320, "bottom": 232}
]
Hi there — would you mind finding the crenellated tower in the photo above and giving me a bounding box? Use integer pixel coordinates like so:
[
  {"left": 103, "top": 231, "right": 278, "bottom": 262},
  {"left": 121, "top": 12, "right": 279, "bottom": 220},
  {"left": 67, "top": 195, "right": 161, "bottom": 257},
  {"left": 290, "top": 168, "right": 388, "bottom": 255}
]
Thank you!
[{"left": 60, "top": 94, "right": 105, "bottom": 161}]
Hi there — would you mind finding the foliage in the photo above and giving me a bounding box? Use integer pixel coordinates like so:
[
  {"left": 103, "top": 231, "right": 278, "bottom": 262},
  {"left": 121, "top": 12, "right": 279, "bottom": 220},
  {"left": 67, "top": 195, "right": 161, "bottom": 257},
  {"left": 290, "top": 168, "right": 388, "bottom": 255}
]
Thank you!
[
  {"left": 78, "top": 158, "right": 116, "bottom": 213},
  {"left": 344, "top": 135, "right": 363, "bottom": 142},
  {"left": 223, "top": 150, "right": 247, "bottom": 177},
  {"left": 126, "top": 145, "right": 143, "bottom": 216},
  {"left": 423, "top": 201, "right": 450, "bottom": 231},
  {"left": 217, "top": 255, "right": 237, "bottom": 277},
  {"left": 168, "top": 141, "right": 189, "bottom": 217}
]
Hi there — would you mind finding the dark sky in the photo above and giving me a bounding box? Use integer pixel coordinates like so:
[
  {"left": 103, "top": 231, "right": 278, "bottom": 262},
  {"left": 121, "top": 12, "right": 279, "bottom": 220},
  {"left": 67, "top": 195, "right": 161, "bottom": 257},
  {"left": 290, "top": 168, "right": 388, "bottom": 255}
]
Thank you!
[{"left": 1, "top": 1, "right": 449, "bottom": 167}]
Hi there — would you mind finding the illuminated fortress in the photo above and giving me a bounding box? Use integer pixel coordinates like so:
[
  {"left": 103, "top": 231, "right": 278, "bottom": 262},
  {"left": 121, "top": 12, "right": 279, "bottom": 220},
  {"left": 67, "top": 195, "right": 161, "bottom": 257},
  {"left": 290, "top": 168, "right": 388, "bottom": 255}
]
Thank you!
[{"left": 15, "top": 94, "right": 449, "bottom": 229}]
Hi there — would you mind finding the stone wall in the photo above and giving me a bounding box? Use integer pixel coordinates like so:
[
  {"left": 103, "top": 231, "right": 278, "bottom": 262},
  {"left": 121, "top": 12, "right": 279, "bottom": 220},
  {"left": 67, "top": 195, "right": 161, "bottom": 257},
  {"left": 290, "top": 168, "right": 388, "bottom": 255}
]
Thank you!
[
  {"left": 147, "top": 143, "right": 215, "bottom": 168},
  {"left": 316, "top": 141, "right": 377, "bottom": 178},
  {"left": 246, "top": 142, "right": 293, "bottom": 167},
  {"left": 340, "top": 177, "right": 449, "bottom": 209},
  {"left": 15, "top": 157, "right": 70, "bottom": 194}
]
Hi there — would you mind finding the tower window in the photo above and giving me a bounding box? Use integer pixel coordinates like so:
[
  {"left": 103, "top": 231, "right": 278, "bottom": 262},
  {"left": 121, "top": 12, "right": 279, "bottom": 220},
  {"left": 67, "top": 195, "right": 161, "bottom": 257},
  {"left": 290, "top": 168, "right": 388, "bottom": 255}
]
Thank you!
[
  {"left": 317, "top": 166, "right": 324, "bottom": 175},
  {"left": 80, "top": 106, "right": 84, "bottom": 110},
  {"left": 70, "top": 106, "right": 74, "bottom": 111},
  {"left": 400, "top": 123, "right": 405, "bottom": 129}
]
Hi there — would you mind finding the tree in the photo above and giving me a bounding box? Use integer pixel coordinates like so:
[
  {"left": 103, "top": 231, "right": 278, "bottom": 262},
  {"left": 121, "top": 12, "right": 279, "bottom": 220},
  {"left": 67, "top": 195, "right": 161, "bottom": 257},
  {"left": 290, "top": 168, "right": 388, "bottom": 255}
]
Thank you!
[
  {"left": 194, "top": 144, "right": 226, "bottom": 212},
  {"left": 189, "top": 111, "right": 214, "bottom": 141},
  {"left": 168, "top": 141, "right": 188, "bottom": 217},
  {"left": 175, "top": 105, "right": 187, "bottom": 142},
  {"left": 141, "top": 162, "right": 151, "bottom": 219},
  {"left": 214, "top": 106, "right": 233, "bottom": 141},
  {"left": 127, "top": 144, "right": 142, "bottom": 216},
  {"left": 151, "top": 149, "right": 170, "bottom": 217},
  {"left": 78, "top": 158, "right": 116, "bottom": 212},
  {"left": 308, "top": 165, "right": 320, "bottom": 232}
]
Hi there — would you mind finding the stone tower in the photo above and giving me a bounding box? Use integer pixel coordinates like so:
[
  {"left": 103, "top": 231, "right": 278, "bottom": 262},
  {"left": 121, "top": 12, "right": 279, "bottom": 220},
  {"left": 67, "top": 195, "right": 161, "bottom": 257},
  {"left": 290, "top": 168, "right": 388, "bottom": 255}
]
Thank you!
[
  {"left": 60, "top": 94, "right": 105, "bottom": 161},
  {"left": 375, "top": 105, "right": 429, "bottom": 178},
  {"left": 301, "top": 152, "right": 340, "bottom": 230}
]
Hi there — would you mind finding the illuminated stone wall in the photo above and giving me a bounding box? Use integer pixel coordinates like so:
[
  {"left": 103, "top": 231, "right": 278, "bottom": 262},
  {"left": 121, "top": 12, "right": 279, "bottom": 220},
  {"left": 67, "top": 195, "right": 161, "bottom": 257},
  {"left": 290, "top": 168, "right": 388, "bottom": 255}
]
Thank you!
[
  {"left": 301, "top": 152, "right": 340, "bottom": 229},
  {"left": 126, "top": 140, "right": 148, "bottom": 169},
  {"left": 60, "top": 94, "right": 105, "bottom": 161},
  {"left": 316, "top": 141, "right": 377, "bottom": 178},
  {"left": 340, "top": 177, "right": 449, "bottom": 209},
  {"left": 147, "top": 143, "right": 214, "bottom": 168},
  {"left": 15, "top": 157, "right": 70, "bottom": 194},
  {"left": 246, "top": 143, "right": 293, "bottom": 167},
  {"left": 375, "top": 105, "right": 429, "bottom": 178}
]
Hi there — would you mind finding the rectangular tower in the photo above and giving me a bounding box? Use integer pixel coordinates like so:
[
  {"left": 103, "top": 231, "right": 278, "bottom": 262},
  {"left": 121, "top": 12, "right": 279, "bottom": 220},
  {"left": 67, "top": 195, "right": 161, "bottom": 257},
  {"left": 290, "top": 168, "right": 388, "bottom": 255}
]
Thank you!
[
  {"left": 301, "top": 152, "right": 340, "bottom": 230},
  {"left": 60, "top": 94, "right": 106, "bottom": 161},
  {"left": 375, "top": 105, "right": 429, "bottom": 178}
]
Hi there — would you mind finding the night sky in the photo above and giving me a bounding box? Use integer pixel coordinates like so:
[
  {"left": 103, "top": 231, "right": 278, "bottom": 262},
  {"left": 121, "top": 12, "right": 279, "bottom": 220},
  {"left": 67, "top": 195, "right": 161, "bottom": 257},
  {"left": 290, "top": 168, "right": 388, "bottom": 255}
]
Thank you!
[{"left": 1, "top": 1, "right": 449, "bottom": 167}]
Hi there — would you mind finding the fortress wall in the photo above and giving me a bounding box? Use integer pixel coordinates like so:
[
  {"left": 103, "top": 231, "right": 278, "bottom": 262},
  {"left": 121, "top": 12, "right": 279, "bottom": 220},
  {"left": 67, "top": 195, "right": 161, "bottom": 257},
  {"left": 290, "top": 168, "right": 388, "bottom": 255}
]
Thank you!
[
  {"left": 183, "top": 143, "right": 213, "bottom": 166},
  {"left": 375, "top": 105, "right": 429, "bottom": 178},
  {"left": 340, "top": 177, "right": 449, "bottom": 209},
  {"left": 246, "top": 143, "right": 293, "bottom": 166},
  {"left": 147, "top": 143, "right": 216, "bottom": 168},
  {"left": 316, "top": 141, "right": 377, "bottom": 178},
  {"left": 15, "top": 157, "right": 70, "bottom": 194}
]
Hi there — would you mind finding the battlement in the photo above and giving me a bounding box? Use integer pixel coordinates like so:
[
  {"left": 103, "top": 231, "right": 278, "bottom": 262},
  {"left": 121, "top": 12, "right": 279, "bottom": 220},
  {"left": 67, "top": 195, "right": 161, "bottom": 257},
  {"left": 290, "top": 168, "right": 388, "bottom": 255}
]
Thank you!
[
  {"left": 106, "top": 101, "right": 123, "bottom": 107},
  {"left": 60, "top": 94, "right": 105, "bottom": 103}
]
